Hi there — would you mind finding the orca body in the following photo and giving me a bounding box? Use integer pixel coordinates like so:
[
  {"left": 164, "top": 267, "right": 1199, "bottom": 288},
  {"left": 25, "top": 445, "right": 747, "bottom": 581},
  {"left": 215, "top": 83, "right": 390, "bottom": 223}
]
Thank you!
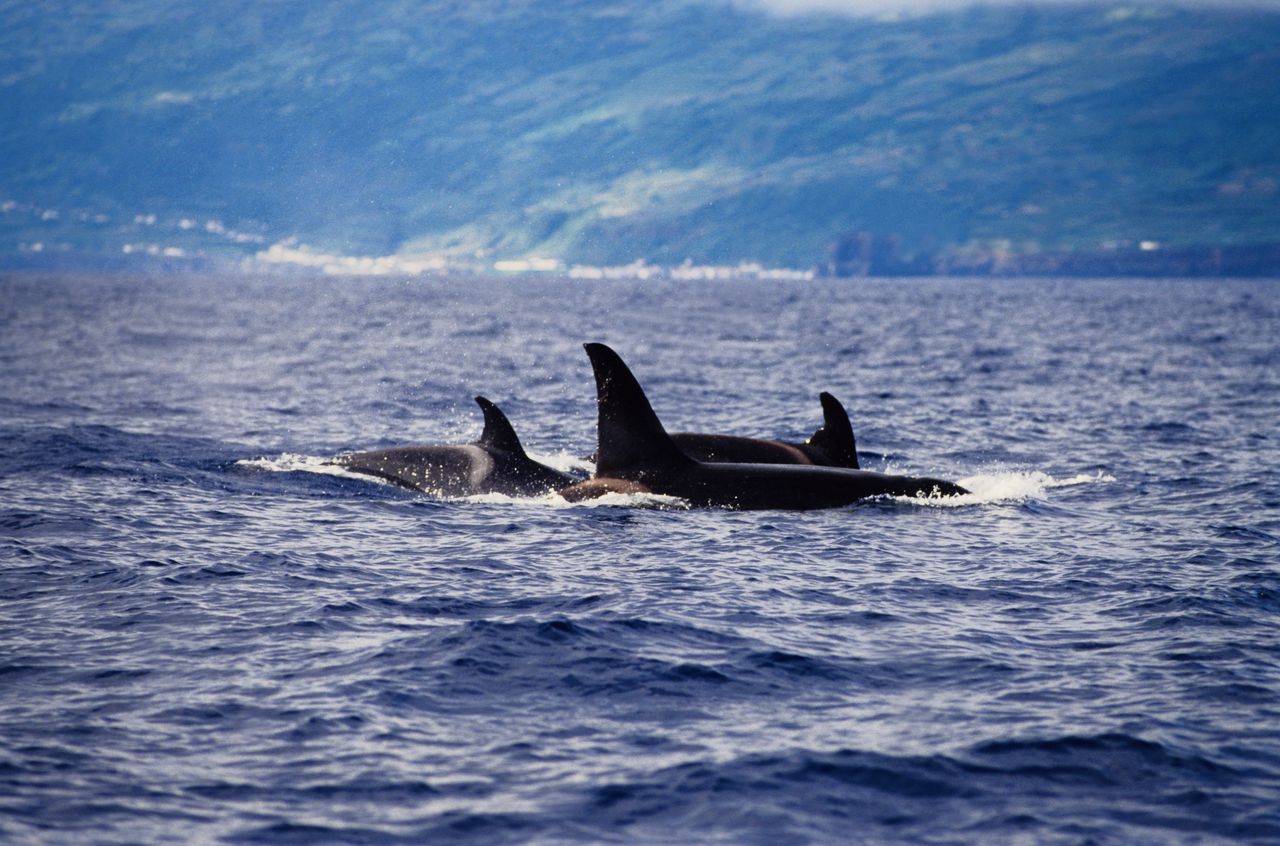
[
  {"left": 561, "top": 344, "right": 967, "bottom": 510},
  {"left": 333, "top": 396, "right": 574, "bottom": 497},
  {"left": 670, "top": 391, "right": 859, "bottom": 469}
]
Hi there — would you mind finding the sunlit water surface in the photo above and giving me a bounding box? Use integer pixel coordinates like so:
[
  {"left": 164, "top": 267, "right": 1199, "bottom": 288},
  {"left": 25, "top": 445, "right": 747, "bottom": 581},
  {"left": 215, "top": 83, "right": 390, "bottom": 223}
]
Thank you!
[{"left": 2, "top": 273, "right": 1278, "bottom": 844}]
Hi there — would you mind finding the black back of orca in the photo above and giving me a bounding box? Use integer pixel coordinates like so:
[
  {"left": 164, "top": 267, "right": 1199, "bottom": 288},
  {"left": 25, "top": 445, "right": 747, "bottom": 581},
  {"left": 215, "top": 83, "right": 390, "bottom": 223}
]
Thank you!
[
  {"left": 334, "top": 396, "right": 575, "bottom": 497},
  {"left": 670, "top": 391, "right": 859, "bottom": 469},
  {"left": 578, "top": 343, "right": 966, "bottom": 510}
]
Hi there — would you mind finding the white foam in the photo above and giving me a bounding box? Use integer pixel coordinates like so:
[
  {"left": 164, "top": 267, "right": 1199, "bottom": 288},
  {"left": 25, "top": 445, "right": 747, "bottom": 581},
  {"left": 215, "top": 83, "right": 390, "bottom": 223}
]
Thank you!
[
  {"left": 1042, "top": 471, "right": 1117, "bottom": 489},
  {"left": 556, "top": 491, "right": 691, "bottom": 509},
  {"left": 450, "top": 487, "right": 689, "bottom": 510},
  {"left": 236, "top": 453, "right": 382, "bottom": 483},
  {"left": 896, "top": 469, "right": 1115, "bottom": 507},
  {"left": 452, "top": 489, "right": 688, "bottom": 509}
]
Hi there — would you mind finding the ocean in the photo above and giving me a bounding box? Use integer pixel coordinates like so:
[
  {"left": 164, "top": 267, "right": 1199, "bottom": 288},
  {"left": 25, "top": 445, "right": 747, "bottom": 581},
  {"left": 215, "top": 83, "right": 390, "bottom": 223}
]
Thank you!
[{"left": 2, "top": 272, "right": 1278, "bottom": 844}]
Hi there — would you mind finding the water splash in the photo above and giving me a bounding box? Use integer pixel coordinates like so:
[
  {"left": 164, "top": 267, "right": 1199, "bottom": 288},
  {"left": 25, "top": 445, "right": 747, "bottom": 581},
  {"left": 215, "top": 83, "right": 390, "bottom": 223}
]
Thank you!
[
  {"left": 459, "top": 489, "right": 690, "bottom": 509},
  {"left": 911, "top": 469, "right": 1116, "bottom": 507},
  {"left": 236, "top": 452, "right": 373, "bottom": 482}
]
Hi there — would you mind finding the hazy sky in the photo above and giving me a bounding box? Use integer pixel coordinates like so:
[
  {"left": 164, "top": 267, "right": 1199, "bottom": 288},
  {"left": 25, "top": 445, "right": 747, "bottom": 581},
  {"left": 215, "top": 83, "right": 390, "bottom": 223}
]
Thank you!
[{"left": 741, "top": 0, "right": 1280, "bottom": 14}]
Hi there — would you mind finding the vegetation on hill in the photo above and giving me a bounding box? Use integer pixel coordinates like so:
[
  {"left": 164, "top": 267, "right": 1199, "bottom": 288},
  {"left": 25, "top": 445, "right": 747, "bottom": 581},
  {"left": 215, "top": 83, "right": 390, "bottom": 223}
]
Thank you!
[{"left": 2, "top": 0, "right": 1278, "bottom": 270}]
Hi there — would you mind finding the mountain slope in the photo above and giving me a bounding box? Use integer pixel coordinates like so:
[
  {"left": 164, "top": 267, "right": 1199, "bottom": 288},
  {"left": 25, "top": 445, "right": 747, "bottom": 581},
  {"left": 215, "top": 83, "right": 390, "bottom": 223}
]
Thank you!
[{"left": 2, "top": 0, "right": 1278, "bottom": 268}]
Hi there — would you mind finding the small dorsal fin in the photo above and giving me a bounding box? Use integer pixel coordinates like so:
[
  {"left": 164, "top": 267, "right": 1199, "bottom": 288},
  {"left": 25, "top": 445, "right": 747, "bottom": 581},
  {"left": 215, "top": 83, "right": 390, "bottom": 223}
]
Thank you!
[
  {"left": 474, "top": 396, "right": 527, "bottom": 456},
  {"left": 583, "top": 343, "right": 692, "bottom": 478},
  {"left": 807, "top": 391, "right": 859, "bottom": 469}
]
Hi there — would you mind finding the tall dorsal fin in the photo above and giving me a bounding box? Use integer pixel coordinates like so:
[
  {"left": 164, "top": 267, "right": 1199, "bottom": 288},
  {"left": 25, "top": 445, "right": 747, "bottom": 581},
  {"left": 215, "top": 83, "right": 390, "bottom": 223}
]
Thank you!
[
  {"left": 807, "top": 391, "right": 859, "bottom": 469},
  {"left": 474, "top": 396, "right": 527, "bottom": 456},
  {"left": 583, "top": 343, "right": 692, "bottom": 478}
]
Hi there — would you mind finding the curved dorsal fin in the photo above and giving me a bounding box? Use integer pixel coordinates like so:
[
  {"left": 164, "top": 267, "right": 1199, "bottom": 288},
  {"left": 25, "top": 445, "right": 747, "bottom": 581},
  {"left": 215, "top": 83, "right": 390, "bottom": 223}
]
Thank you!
[
  {"left": 474, "top": 396, "right": 527, "bottom": 456},
  {"left": 807, "top": 391, "right": 859, "bottom": 469},
  {"left": 583, "top": 343, "right": 692, "bottom": 478}
]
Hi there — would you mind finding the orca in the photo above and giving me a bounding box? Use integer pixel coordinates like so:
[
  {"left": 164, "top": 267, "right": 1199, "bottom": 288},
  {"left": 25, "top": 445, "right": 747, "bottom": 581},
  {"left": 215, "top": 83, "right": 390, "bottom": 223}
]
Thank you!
[
  {"left": 560, "top": 343, "right": 967, "bottom": 510},
  {"left": 670, "top": 391, "right": 859, "bottom": 469},
  {"left": 585, "top": 393, "right": 859, "bottom": 468},
  {"left": 332, "top": 396, "right": 575, "bottom": 497}
]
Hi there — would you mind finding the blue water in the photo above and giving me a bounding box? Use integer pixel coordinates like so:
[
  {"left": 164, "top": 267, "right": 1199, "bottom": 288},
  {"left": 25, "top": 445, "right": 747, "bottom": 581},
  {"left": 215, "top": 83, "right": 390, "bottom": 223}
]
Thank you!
[{"left": 2, "top": 272, "right": 1279, "bottom": 844}]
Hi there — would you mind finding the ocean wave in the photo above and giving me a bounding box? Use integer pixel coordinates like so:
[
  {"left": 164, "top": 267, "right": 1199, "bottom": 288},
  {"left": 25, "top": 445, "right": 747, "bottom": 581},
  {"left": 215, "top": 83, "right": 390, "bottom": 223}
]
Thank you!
[{"left": 568, "top": 733, "right": 1275, "bottom": 843}]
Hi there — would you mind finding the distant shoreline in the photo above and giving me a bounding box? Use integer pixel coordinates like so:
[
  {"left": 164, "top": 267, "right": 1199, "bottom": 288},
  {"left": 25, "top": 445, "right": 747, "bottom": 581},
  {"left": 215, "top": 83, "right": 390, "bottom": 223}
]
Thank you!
[
  {"left": 3, "top": 243, "right": 1280, "bottom": 281},
  {"left": 821, "top": 235, "right": 1280, "bottom": 279}
]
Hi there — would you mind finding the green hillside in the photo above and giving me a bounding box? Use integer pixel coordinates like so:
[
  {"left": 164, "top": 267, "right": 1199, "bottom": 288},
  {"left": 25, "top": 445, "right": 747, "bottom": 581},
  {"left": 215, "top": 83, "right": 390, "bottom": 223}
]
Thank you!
[{"left": 2, "top": 0, "right": 1278, "bottom": 269}]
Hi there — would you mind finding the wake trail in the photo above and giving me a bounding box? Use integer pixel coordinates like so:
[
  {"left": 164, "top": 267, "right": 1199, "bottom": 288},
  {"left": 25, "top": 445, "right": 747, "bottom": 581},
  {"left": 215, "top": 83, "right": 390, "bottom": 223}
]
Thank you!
[{"left": 901, "top": 469, "right": 1115, "bottom": 507}]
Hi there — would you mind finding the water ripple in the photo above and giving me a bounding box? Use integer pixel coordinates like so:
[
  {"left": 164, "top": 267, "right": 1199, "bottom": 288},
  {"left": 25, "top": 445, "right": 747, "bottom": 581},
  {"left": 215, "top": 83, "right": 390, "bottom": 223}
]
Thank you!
[{"left": 2, "top": 274, "right": 1278, "bottom": 844}]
